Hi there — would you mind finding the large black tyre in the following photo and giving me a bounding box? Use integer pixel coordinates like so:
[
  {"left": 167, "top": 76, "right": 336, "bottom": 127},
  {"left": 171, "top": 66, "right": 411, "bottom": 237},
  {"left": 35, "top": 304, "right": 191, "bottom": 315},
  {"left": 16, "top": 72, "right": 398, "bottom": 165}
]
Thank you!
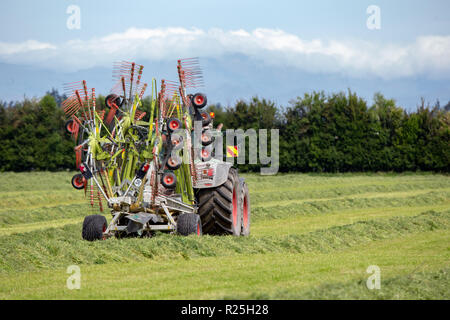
[
  {"left": 82, "top": 215, "right": 107, "bottom": 241},
  {"left": 239, "top": 179, "right": 251, "bottom": 236},
  {"left": 177, "top": 213, "right": 202, "bottom": 236},
  {"left": 196, "top": 168, "right": 242, "bottom": 235}
]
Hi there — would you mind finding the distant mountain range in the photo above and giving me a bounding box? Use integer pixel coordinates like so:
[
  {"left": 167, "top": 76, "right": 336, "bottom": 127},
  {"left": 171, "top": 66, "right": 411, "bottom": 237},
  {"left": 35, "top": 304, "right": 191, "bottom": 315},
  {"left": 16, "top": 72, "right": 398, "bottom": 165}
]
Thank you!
[{"left": 0, "top": 55, "right": 448, "bottom": 110}]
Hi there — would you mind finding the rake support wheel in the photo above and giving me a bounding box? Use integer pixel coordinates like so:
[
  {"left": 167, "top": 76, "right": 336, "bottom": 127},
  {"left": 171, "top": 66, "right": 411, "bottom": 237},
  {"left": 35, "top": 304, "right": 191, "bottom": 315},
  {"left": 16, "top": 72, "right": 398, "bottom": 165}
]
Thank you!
[
  {"left": 161, "top": 172, "right": 177, "bottom": 189},
  {"left": 177, "top": 213, "right": 202, "bottom": 236},
  {"left": 105, "top": 94, "right": 121, "bottom": 108},
  {"left": 196, "top": 168, "right": 242, "bottom": 235},
  {"left": 191, "top": 93, "right": 207, "bottom": 109},
  {"left": 71, "top": 173, "right": 85, "bottom": 190},
  {"left": 82, "top": 215, "right": 107, "bottom": 241},
  {"left": 200, "top": 112, "right": 212, "bottom": 126},
  {"left": 65, "top": 119, "right": 76, "bottom": 134}
]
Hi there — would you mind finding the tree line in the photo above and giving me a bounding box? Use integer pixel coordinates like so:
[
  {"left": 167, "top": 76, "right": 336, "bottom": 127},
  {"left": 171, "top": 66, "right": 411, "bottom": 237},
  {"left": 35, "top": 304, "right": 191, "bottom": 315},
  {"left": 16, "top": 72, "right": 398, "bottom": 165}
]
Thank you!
[
  {"left": 208, "top": 91, "right": 449, "bottom": 172},
  {"left": 0, "top": 89, "right": 448, "bottom": 172}
]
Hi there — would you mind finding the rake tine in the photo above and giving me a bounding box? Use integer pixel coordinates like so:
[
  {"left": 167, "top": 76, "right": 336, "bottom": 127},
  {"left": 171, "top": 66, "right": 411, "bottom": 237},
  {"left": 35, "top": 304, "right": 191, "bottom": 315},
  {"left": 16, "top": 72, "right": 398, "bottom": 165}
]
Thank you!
[{"left": 139, "top": 83, "right": 148, "bottom": 100}]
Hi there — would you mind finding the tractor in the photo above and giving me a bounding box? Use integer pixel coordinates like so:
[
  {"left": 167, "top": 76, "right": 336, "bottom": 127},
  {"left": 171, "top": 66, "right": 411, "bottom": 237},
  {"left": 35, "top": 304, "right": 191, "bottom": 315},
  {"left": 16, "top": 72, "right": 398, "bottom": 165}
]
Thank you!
[{"left": 62, "top": 58, "right": 250, "bottom": 240}]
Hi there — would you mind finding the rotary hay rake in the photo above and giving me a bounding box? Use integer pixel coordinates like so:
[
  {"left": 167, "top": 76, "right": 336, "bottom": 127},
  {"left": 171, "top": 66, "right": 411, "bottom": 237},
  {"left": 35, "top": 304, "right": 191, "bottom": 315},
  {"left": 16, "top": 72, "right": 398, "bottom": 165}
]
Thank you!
[{"left": 63, "top": 59, "right": 250, "bottom": 240}]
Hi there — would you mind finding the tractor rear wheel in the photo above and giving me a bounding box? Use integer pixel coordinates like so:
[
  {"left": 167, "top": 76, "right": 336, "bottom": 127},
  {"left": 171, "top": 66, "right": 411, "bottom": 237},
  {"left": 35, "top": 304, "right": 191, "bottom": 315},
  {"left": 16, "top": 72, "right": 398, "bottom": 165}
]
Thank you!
[
  {"left": 82, "top": 215, "right": 107, "bottom": 241},
  {"left": 239, "top": 179, "right": 251, "bottom": 236},
  {"left": 177, "top": 213, "right": 202, "bottom": 236},
  {"left": 196, "top": 168, "right": 242, "bottom": 235}
]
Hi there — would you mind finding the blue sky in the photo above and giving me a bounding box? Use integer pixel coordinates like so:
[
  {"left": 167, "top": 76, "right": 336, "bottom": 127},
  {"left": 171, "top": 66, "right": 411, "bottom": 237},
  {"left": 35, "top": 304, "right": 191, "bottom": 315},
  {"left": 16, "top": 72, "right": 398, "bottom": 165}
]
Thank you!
[
  {"left": 0, "top": 0, "right": 449, "bottom": 108},
  {"left": 1, "top": 0, "right": 449, "bottom": 42}
]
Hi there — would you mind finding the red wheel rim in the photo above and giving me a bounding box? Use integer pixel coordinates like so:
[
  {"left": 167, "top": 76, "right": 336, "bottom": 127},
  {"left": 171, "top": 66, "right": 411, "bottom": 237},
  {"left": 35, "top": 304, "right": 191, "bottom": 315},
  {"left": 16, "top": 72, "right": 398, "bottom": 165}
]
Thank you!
[
  {"left": 164, "top": 175, "right": 173, "bottom": 185},
  {"left": 169, "top": 120, "right": 179, "bottom": 130},
  {"left": 201, "top": 134, "right": 209, "bottom": 142},
  {"left": 197, "top": 223, "right": 201, "bottom": 235},
  {"left": 232, "top": 187, "right": 237, "bottom": 227},
  {"left": 73, "top": 176, "right": 84, "bottom": 188},
  {"left": 107, "top": 95, "right": 118, "bottom": 108},
  {"left": 67, "top": 121, "right": 76, "bottom": 133},
  {"left": 195, "top": 95, "right": 204, "bottom": 105},
  {"left": 202, "top": 149, "right": 209, "bottom": 158},
  {"left": 168, "top": 158, "right": 178, "bottom": 167},
  {"left": 243, "top": 194, "right": 248, "bottom": 228}
]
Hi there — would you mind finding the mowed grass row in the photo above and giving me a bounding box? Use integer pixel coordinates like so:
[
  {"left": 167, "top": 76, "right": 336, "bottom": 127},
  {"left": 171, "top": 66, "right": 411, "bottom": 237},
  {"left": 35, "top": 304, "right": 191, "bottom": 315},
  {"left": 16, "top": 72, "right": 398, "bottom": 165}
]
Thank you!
[
  {"left": 0, "top": 172, "right": 87, "bottom": 228},
  {"left": 0, "top": 210, "right": 448, "bottom": 273},
  {"left": 0, "top": 172, "right": 448, "bottom": 299},
  {"left": 0, "top": 203, "right": 96, "bottom": 228},
  {"left": 245, "top": 172, "right": 448, "bottom": 195},
  {"left": 1, "top": 230, "right": 448, "bottom": 299},
  {"left": 250, "top": 182, "right": 450, "bottom": 206},
  {"left": 0, "top": 172, "right": 448, "bottom": 227},
  {"left": 0, "top": 187, "right": 447, "bottom": 228}
]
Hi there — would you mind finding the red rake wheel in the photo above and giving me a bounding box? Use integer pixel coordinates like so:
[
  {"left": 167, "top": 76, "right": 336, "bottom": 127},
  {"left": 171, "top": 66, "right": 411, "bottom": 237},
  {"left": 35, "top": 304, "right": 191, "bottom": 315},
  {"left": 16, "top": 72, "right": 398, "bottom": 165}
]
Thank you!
[
  {"left": 167, "top": 118, "right": 182, "bottom": 132},
  {"left": 191, "top": 93, "right": 207, "bottom": 109},
  {"left": 105, "top": 94, "right": 121, "bottom": 108},
  {"left": 195, "top": 95, "right": 204, "bottom": 105},
  {"left": 201, "top": 130, "right": 213, "bottom": 146},
  {"left": 171, "top": 134, "right": 184, "bottom": 150},
  {"left": 167, "top": 155, "right": 182, "bottom": 170},
  {"left": 65, "top": 119, "right": 76, "bottom": 134},
  {"left": 200, "top": 112, "right": 212, "bottom": 126},
  {"left": 161, "top": 172, "right": 177, "bottom": 189},
  {"left": 71, "top": 173, "right": 85, "bottom": 190},
  {"left": 201, "top": 147, "right": 212, "bottom": 162}
]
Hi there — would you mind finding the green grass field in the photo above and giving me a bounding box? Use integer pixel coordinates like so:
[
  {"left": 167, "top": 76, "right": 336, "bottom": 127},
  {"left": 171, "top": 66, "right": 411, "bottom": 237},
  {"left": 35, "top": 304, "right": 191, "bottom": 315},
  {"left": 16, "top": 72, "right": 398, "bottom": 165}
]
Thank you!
[{"left": 0, "top": 171, "right": 449, "bottom": 299}]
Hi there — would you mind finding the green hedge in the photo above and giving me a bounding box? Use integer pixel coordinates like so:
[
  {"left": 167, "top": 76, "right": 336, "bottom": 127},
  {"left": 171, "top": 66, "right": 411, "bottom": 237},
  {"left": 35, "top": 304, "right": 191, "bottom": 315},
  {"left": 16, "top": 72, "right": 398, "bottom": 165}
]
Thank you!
[
  {"left": 208, "top": 91, "right": 449, "bottom": 172},
  {"left": 0, "top": 90, "right": 448, "bottom": 172}
]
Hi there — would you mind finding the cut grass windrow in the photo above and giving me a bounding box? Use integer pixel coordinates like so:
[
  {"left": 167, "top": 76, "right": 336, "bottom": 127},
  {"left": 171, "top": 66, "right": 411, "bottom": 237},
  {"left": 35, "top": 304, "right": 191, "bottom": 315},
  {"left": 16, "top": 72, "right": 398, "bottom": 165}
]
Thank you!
[
  {"left": 1, "top": 229, "right": 448, "bottom": 299},
  {"left": 0, "top": 203, "right": 98, "bottom": 227},
  {"left": 0, "top": 171, "right": 75, "bottom": 193},
  {"left": 0, "top": 193, "right": 85, "bottom": 212},
  {"left": 250, "top": 183, "right": 450, "bottom": 205},
  {"left": 233, "top": 267, "right": 450, "bottom": 300},
  {"left": 0, "top": 172, "right": 449, "bottom": 299},
  {"left": 252, "top": 204, "right": 450, "bottom": 237},
  {"left": 0, "top": 218, "right": 85, "bottom": 236},
  {"left": 243, "top": 172, "right": 447, "bottom": 192},
  {"left": 252, "top": 191, "right": 449, "bottom": 221},
  {"left": 0, "top": 210, "right": 448, "bottom": 273}
]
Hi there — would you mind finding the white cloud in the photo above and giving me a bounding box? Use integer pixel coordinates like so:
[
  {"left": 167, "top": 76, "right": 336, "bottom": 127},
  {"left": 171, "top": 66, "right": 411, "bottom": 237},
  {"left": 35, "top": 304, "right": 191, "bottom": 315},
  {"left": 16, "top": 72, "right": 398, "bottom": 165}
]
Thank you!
[
  {"left": 0, "top": 40, "right": 56, "bottom": 55},
  {"left": 0, "top": 27, "right": 449, "bottom": 79}
]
